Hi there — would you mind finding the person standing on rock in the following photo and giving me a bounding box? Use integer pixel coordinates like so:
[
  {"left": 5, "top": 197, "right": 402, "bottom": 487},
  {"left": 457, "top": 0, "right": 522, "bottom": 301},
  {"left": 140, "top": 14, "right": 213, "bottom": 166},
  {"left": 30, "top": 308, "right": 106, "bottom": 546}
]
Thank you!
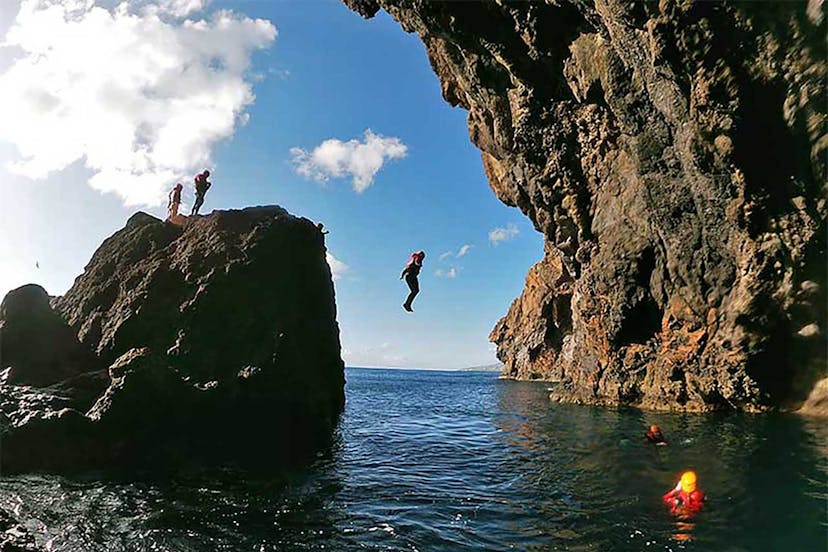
[
  {"left": 400, "top": 251, "right": 425, "bottom": 312},
  {"left": 167, "top": 182, "right": 183, "bottom": 223},
  {"left": 190, "top": 170, "right": 212, "bottom": 216}
]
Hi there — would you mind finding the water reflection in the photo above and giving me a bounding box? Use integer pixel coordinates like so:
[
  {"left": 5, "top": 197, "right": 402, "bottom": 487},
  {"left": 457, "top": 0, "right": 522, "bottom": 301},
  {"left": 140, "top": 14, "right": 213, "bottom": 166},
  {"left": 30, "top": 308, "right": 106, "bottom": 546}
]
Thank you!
[
  {"left": 0, "top": 369, "right": 824, "bottom": 551},
  {"left": 493, "top": 378, "right": 828, "bottom": 551}
]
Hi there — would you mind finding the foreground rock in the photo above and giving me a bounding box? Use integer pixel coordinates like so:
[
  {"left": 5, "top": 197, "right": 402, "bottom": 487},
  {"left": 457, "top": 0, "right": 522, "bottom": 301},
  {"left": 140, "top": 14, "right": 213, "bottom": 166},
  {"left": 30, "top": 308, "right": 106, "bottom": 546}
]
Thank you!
[
  {"left": 0, "top": 285, "right": 99, "bottom": 387},
  {"left": 347, "top": 1, "right": 826, "bottom": 411},
  {"left": 0, "top": 206, "right": 345, "bottom": 471}
]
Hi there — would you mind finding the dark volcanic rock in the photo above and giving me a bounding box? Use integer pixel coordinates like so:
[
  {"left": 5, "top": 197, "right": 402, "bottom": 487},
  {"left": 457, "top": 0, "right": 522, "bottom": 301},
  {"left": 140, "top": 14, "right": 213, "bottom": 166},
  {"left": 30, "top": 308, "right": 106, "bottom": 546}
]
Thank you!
[
  {"left": 1, "top": 206, "right": 345, "bottom": 471},
  {"left": 346, "top": 1, "right": 826, "bottom": 411},
  {"left": 0, "top": 284, "right": 99, "bottom": 387}
]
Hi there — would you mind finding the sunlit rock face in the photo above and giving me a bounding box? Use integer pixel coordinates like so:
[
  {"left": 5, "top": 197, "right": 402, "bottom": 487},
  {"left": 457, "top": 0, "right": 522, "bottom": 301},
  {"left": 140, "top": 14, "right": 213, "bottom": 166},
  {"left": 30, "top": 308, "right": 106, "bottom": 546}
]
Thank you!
[
  {"left": 346, "top": 0, "right": 826, "bottom": 411},
  {"left": 0, "top": 206, "right": 345, "bottom": 472}
]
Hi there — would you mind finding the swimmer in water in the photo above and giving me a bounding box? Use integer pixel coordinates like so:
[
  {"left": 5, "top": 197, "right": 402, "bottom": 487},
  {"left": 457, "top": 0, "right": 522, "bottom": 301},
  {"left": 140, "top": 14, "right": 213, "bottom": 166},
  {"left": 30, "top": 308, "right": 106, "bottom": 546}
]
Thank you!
[
  {"left": 663, "top": 471, "right": 705, "bottom": 516},
  {"left": 645, "top": 424, "right": 668, "bottom": 445}
]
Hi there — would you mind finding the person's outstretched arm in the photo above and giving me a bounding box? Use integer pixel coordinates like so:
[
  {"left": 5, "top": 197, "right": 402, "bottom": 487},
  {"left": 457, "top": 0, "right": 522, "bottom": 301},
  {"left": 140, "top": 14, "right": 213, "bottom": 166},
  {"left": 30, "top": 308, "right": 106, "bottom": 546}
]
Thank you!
[{"left": 400, "top": 267, "right": 408, "bottom": 279}]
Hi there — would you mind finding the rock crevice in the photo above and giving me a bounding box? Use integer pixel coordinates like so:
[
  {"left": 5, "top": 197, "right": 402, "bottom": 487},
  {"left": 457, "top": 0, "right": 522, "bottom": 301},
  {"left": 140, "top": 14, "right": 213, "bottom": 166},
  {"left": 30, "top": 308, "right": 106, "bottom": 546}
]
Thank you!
[
  {"left": 346, "top": 0, "right": 826, "bottom": 411},
  {"left": 0, "top": 206, "right": 345, "bottom": 471}
]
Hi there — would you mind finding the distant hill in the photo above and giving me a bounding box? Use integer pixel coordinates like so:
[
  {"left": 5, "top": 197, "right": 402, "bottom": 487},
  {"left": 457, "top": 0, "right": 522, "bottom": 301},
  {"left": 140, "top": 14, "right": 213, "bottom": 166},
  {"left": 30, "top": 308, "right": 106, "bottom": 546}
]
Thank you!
[{"left": 460, "top": 363, "right": 503, "bottom": 372}]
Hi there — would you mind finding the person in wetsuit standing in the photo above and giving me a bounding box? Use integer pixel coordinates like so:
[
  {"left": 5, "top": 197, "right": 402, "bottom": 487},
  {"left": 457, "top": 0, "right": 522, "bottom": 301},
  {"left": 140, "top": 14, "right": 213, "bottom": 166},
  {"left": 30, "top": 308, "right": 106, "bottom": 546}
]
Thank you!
[
  {"left": 167, "top": 182, "right": 183, "bottom": 223},
  {"left": 191, "top": 170, "right": 212, "bottom": 216},
  {"left": 400, "top": 251, "right": 425, "bottom": 312}
]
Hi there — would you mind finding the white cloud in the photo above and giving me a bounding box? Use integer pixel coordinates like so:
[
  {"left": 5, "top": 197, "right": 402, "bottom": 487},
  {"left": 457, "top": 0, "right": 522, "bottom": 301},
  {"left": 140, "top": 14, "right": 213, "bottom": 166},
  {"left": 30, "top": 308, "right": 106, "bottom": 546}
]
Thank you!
[
  {"left": 439, "top": 251, "right": 453, "bottom": 261},
  {"left": 488, "top": 223, "right": 520, "bottom": 245},
  {"left": 0, "top": 0, "right": 276, "bottom": 206},
  {"left": 155, "top": 0, "right": 209, "bottom": 17},
  {"left": 326, "top": 252, "right": 349, "bottom": 281},
  {"left": 456, "top": 244, "right": 472, "bottom": 257},
  {"left": 435, "top": 267, "right": 458, "bottom": 279},
  {"left": 290, "top": 129, "right": 407, "bottom": 193},
  {"left": 342, "top": 342, "right": 406, "bottom": 367}
]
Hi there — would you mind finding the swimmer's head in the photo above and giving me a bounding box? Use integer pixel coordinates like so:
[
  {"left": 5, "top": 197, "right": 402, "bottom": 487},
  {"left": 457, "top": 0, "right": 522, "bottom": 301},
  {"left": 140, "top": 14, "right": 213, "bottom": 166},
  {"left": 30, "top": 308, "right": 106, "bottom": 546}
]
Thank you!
[
  {"left": 649, "top": 424, "right": 661, "bottom": 434},
  {"left": 680, "top": 471, "right": 697, "bottom": 493}
]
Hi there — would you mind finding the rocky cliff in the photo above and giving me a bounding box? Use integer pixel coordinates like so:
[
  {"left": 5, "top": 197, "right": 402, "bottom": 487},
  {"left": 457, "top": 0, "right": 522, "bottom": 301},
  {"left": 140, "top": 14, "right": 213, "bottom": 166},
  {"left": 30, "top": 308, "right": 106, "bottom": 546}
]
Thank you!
[
  {"left": 346, "top": 0, "right": 826, "bottom": 411},
  {"left": 0, "top": 206, "right": 345, "bottom": 471}
]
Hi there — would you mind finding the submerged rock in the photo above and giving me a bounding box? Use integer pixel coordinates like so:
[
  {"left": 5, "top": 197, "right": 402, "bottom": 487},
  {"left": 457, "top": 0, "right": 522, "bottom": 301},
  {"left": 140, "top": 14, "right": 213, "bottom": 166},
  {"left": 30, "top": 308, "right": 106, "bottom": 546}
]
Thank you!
[
  {"left": 0, "top": 206, "right": 345, "bottom": 471},
  {"left": 346, "top": 1, "right": 826, "bottom": 411}
]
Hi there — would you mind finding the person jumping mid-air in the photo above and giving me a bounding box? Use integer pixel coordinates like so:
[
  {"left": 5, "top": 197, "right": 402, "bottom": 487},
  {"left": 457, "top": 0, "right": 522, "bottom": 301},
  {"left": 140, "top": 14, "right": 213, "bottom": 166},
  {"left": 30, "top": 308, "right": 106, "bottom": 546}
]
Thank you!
[
  {"left": 191, "top": 170, "right": 212, "bottom": 216},
  {"left": 400, "top": 251, "right": 425, "bottom": 312},
  {"left": 167, "top": 182, "right": 184, "bottom": 225}
]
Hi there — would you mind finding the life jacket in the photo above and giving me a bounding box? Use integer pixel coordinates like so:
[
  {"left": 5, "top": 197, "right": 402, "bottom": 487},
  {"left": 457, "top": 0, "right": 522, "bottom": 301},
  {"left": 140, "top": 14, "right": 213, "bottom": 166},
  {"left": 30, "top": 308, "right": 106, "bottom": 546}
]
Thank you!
[
  {"left": 404, "top": 253, "right": 423, "bottom": 276},
  {"left": 646, "top": 429, "right": 667, "bottom": 444},
  {"left": 194, "top": 173, "right": 209, "bottom": 195},
  {"left": 664, "top": 489, "right": 705, "bottom": 516}
]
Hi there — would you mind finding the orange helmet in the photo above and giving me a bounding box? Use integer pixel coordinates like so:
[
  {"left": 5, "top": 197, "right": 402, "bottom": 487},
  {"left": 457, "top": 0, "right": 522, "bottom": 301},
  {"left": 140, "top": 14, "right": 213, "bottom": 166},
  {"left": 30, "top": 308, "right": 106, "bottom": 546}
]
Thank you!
[{"left": 680, "top": 471, "right": 697, "bottom": 493}]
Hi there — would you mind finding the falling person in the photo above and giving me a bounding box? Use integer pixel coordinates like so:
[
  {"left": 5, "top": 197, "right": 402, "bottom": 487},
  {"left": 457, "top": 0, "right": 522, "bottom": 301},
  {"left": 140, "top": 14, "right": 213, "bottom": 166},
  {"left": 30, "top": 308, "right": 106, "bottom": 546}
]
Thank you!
[{"left": 400, "top": 250, "right": 425, "bottom": 312}]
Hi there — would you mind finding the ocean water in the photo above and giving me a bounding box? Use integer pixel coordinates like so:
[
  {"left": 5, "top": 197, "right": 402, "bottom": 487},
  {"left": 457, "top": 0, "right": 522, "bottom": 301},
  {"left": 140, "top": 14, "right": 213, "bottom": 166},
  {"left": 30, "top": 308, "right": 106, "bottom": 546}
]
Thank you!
[{"left": 0, "top": 367, "right": 825, "bottom": 551}]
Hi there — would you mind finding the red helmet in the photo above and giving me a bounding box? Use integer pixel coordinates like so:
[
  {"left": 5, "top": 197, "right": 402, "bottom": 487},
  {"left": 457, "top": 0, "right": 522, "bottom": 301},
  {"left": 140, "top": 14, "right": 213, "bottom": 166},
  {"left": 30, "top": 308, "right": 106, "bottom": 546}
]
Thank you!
[{"left": 416, "top": 251, "right": 425, "bottom": 260}]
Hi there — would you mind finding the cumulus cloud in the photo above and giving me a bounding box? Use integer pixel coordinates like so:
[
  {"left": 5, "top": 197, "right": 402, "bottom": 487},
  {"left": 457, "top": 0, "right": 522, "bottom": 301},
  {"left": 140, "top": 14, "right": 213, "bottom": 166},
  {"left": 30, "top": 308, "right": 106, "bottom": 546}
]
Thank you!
[
  {"left": 290, "top": 130, "right": 407, "bottom": 193},
  {"left": 435, "top": 267, "right": 458, "bottom": 279},
  {"left": 0, "top": 0, "right": 276, "bottom": 206},
  {"left": 439, "top": 251, "right": 453, "bottom": 261},
  {"left": 488, "top": 223, "right": 520, "bottom": 245},
  {"left": 326, "top": 252, "right": 349, "bottom": 281}
]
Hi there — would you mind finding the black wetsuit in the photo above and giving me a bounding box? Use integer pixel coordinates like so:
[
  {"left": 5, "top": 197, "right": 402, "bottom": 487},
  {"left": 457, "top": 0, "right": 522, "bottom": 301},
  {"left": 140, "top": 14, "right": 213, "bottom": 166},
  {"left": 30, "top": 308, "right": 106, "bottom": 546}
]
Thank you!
[
  {"left": 403, "top": 261, "right": 421, "bottom": 309},
  {"left": 191, "top": 175, "right": 211, "bottom": 216}
]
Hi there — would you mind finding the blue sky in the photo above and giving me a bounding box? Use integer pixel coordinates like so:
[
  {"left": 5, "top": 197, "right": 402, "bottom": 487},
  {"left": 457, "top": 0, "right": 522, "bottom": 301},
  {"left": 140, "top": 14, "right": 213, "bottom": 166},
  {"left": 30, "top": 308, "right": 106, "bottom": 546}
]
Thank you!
[{"left": 0, "top": 0, "right": 542, "bottom": 369}]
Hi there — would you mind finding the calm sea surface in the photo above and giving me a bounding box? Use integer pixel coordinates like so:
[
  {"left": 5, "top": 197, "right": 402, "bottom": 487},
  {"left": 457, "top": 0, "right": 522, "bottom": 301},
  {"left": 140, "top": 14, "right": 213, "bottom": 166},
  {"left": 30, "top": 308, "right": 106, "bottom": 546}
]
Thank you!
[{"left": 0, "top": 367, "right": 825, "bottom": 551}]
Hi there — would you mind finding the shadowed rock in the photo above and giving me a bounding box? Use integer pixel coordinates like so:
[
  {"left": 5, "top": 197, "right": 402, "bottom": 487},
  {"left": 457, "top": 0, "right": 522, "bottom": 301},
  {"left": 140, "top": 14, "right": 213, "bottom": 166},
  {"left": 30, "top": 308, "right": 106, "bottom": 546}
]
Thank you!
[
  {"left": 0, "top": 284, "right": 100, "bottom": 387},
  {"left": 0, "top": 206, "right": 345, "bottom": 472},
  {"left": 346, "top": 0, "right": 826, "bottom": 411}
]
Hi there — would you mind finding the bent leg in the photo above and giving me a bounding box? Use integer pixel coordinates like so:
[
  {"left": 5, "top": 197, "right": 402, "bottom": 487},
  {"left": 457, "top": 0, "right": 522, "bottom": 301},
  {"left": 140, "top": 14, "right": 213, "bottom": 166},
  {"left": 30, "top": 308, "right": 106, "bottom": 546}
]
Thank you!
[
  {"left": 191, "top": 195, "right": 204, "bottom": 216},
  {"left": 404, "top": 275, "right": 420, "bottom": 309}
]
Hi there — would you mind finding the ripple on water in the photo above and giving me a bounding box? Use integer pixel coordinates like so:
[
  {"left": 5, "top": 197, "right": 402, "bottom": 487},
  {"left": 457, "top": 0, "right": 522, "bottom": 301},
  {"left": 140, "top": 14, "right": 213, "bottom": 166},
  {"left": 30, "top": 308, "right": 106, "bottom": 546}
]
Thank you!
[{"left": 0, "top": 368, "right": 825, "bottom": 551}]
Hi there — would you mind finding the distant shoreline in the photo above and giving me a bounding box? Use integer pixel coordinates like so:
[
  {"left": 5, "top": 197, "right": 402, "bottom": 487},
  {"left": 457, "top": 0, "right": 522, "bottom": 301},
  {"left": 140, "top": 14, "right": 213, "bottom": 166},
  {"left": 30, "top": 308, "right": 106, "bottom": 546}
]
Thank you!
[{"left": 347, "top": 364, "right": 503, "bottom": 373}]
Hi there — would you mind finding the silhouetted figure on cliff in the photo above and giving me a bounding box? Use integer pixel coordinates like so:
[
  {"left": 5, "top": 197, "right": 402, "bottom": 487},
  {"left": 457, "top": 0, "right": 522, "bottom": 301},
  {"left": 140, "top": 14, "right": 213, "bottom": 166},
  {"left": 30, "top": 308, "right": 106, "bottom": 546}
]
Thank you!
[
  {"left": 190, "top": 170, "right": 212, "bottom": 216},
  {"left": 167, "top": 182, "right": 184, "bottom": 224},
  {"left": 400, "top": 251, "right": 425, "bottom": 312}
]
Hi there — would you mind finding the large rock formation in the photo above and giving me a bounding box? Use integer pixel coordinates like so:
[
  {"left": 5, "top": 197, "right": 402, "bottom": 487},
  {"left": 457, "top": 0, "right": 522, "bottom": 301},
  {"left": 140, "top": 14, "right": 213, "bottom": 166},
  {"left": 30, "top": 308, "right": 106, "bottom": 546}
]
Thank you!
[
  {"left": 0, "top": 285, "right": 99, "bottom": 387},
  {"left": 346, "top": 1, "right": 826, "bottom": 411},
  {"left": 0, "top": 206, "right": 345, "bottom": 471}
]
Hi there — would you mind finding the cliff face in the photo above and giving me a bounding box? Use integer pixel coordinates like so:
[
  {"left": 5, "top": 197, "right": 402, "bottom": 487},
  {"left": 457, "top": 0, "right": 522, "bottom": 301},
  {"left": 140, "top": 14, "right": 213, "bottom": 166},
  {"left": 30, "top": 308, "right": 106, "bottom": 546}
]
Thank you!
[
  {"left": 0, "top": 206, "right": 345, "bottom": 471},
  {"left": 346, "top": 1, "right": 826, "bottom": 411}
]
